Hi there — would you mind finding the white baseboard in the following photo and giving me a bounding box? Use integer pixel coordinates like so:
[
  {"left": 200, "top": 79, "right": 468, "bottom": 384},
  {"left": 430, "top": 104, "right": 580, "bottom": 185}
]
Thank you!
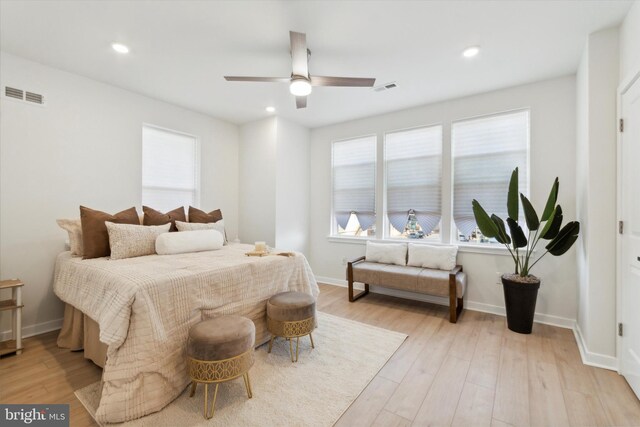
[
  {"left": 573, "top": 323, "right": 618, "bottom": 371},
  {"left": 317, "top": 276, "right": 574, "bottom": 330},
  {"left": 0, "top": 317, "right": 63, "bottom": 341}
]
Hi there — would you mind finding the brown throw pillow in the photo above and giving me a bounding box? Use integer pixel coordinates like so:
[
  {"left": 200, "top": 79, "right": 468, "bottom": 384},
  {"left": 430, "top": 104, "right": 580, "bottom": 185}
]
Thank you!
[
  {"left": 80, "top": 206, "right": 140, "bottom": 259},
  {"left": 142, "top": 206, "right": 186, "bottom": 232},
  {"left": 188, "top": 206, "right": 223, "bottom": 223}
]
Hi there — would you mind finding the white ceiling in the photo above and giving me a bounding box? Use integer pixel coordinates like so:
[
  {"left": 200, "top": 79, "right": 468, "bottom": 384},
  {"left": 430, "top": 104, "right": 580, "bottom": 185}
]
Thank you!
[{"left": 0, "top": 0, "right": 632, "bottom": 128}]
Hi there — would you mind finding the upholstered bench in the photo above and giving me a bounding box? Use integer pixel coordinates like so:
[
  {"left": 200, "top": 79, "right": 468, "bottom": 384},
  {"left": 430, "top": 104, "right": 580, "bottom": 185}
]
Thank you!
[
  {"left": 266, "top": 291, "right": 316, "bottom": 362},
  {"left": 187, "top": 315, "right": 255, "bottom": 419},
  {"left": 347, "top": 242, "right": 467, "bottom": 323}
]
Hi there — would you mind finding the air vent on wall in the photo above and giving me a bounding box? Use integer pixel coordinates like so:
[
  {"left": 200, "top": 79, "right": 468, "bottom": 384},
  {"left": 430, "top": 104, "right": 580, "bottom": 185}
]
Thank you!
[
  {"left": 3, "top": 86, "right": 45, "bottom": 106},
  {"left": 5, "top": 86, "right": 23, "bottom": 100},
  {"left": 25, "top": 91, "right": 44, "bottom": 104},
  {"left": 373, "top": 82, "right": 398, "bottom": 92}
]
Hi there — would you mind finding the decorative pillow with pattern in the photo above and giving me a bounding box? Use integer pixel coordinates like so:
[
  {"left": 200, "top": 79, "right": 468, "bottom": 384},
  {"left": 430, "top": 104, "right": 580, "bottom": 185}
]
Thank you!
[
  {"left": 175, "top": 220, "right": 227, "bottom": 244},
  {"left": 106, "top": 222, "right": 170, "bottom": 260},
  {"left": 56, "top": 218, "right": 84, "bottom": 256}
]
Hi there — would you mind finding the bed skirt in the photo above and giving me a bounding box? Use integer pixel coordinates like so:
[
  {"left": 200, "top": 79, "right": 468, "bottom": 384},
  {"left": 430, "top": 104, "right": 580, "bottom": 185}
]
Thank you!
[
  {"left": 57, "top": 303, "right": 274, "bottom": 370},
  {"left": 57, "top": 304, "right": 107, "bottom": 367}
]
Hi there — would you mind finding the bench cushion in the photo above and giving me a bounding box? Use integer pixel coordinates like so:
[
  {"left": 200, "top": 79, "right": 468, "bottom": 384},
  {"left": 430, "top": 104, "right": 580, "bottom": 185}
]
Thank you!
[{"left": 351, "top": 261, "right": 466, "bottom": 298}]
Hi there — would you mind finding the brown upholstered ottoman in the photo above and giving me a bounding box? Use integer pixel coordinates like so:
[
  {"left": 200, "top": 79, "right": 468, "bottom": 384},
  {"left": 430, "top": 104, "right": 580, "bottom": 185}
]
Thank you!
[
  {"left": 266, "top": 291, "right": 316, "bottom": 362},
  {"left": 187, "top": 315, "right": 255, "bottom": 419}
]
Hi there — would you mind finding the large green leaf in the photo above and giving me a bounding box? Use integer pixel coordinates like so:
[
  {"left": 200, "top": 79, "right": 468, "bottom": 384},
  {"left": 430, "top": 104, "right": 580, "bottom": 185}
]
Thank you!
[
  {"left": 508, "top": 168, "right": 519, "bottom": 221},
  {"left": 520, "top": 194, "right": 540, "bottom": 231},
  {"left": 491, "top": 214, "right": 511, "bottom": 245},
  {"left": 541, "top": 178, "right": 559, "bottom": 221},
  {"left": 541, "top": 205, "right": 563, "bottom": 240},
  {"left": 472, "top": 200, "right": 500, "bottom": 238},
  {"left": 546, "top": 221, "right": 580, "bottom": 256},
  {"left": 506, "top": 218, "right": 528, "bottom": 248}
]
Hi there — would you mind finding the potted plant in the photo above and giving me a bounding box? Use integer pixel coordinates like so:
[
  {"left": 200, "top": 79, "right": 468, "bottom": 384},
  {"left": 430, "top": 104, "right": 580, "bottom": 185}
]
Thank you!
[{"left": 472, "top": 168, "right": 580, "bottom": 334}]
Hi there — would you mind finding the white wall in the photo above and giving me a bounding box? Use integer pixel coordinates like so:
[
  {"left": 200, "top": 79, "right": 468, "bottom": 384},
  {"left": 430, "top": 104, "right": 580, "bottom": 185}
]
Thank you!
[
  {"left": 309, "top": 76, "right": 578, "bottom": 324},
  {"left": 575, "top": 28, "right": 620, "bottom": 365},
  {"left": 239, "top": 117, "right": 277, "bottom": 246},
  {"left": 275, "top": 118, "right": 310, "bottom": 254},
  {"left": 0, "top": 52, "right": 240, "bottom": 336},
  {"left": 238, "top": 116, "right": 310, "bottom": 253},
  {"left": 620, "top": 1, "right": 640, "bottom": 83}
]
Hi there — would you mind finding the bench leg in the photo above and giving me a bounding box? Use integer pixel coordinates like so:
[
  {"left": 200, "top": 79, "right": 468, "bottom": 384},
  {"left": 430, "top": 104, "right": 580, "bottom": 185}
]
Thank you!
[
  {"left": 449, "top": 276, "right": 464, "bottom": 323},
  {"left": 348, "top": 281, "right": 369, "bottom": 302}
]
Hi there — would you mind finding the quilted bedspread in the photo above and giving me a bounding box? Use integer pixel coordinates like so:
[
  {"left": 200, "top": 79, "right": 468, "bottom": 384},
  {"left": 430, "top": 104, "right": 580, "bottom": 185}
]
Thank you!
[{"left": 53, "top": 244, "right": 319, "bottom": 423}]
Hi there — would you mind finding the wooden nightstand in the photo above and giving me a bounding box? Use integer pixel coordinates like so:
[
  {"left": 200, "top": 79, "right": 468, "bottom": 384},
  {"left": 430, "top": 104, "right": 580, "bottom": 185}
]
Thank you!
[{"left": 0, "top": 279, "right": 24, "bottom": 356}]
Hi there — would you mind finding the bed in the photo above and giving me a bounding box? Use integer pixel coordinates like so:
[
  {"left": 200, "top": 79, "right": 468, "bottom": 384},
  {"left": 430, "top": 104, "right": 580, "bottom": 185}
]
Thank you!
[{"left": 53, "top": 243, "right": 319, "bottom": 423}]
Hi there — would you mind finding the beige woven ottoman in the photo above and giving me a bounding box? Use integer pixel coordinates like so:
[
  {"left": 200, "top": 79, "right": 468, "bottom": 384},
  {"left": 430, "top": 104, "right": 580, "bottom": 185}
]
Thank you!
[
  {"left": 187, "top": 315, "right": 255, "bottom": 419},
  {"left": 266, "top": 291, "right": 316, "bottom": 362}
]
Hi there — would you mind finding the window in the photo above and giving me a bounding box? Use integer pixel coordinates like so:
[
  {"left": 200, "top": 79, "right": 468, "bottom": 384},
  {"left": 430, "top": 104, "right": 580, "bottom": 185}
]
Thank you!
[
  {"left": 452, "top": 110, "right": 529, "bottom": 243},
  {"left": 385, "top": 125, "right": 442, "bottom": 240},
  {"left": 332, "top": 136, "right": 377, "bottom": 236},
  {"left": 142, "top": 125, "right": 199, "bottom": 212}
]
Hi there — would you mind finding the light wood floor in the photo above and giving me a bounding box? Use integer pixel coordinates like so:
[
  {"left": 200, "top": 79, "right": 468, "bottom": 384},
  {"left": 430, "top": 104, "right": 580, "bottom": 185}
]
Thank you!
[{"left": 2, "top": 283, "right": 640, "bottom": 426}]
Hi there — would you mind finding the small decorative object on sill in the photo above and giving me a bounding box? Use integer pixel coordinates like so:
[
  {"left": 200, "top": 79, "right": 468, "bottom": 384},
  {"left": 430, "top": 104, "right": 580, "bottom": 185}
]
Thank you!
[
  {"left": 405, "top": 209, "right": 425, "bottom": 239},
  {"left": 472, "top": 167, "right": 579, "bottom": 334}
]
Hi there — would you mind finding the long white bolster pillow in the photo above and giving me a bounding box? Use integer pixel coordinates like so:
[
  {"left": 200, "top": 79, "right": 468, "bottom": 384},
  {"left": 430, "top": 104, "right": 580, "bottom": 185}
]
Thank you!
[{"left": 156, "top": 229, "right": 224, "bottom": 255}]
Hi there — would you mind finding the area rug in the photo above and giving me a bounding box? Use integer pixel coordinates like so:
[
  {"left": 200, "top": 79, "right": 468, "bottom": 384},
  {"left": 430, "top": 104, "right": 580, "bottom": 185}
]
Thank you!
[{"left": 76, "top": 311, "right": 407, "bottom": 426}]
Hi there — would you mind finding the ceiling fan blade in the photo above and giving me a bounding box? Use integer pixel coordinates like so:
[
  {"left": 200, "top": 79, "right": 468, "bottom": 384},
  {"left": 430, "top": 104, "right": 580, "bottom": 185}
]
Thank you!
[
  {"left": 290, "top": 31, "right": 309, "bottom": 78},
  {"left": 296, "top": 96, "right": 307, "bottom": 109},
  {"left": 224, "top": 76, "right": 291, "bottom": 83},
  {"left": 311, "top": 76, "right": 376, "bottom": 87}
]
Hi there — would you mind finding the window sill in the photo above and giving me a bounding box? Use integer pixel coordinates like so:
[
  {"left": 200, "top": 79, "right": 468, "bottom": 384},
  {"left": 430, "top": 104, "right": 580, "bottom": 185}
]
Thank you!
[
  {"left": 327, "top": 235, "right": 528, "bottom": 257},
  {"left": 327, "top": 236, "right": 377, "bottom": 244}
]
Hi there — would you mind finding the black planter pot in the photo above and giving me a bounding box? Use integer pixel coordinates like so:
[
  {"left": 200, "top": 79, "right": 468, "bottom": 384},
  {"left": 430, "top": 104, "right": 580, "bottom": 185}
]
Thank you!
[{"left": 501, "top": 276, "right": 541, "bottom": 334}]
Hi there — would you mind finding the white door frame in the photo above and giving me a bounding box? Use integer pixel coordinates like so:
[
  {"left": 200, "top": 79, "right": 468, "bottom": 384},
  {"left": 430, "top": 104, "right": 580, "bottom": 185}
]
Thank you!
[{"left": 616, "top": 67, "right": 640, "bottom": 374}]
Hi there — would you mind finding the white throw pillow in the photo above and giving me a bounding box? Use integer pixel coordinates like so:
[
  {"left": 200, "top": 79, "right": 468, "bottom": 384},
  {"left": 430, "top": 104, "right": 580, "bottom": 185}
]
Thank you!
[
  {"left": 106, "top": 222, "right": 170, "bottom": 260},
  {"left": 56, "top": 218, "right": 83, "bottom": 256},
  {"left": 175, "top": 220, "right": 227, "bottom": 244},
  {"left": 365, "top": 241, "right": 407, "bottom": 266},
  {"left": 156, "top": 230, "right": 224, "bottom": 255},
  {"left": 407, "top": 244, "right": 458, "bottom": 271}
]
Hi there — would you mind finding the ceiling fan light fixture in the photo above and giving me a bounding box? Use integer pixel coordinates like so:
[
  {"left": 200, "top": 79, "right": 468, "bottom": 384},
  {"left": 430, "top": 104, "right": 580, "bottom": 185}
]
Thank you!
[{"left": 289, "top": 78, "right": 312, "bottom": 96}]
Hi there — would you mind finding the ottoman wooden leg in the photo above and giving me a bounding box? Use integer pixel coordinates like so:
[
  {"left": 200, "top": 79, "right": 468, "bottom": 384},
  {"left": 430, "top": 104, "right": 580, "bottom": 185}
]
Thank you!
[
  {"left": 289, "top": 338, "right": 295, "bottom": 362},
  {"left": 268, "top": 335, "right": 275, "bottom": 353},
  {"left": 309, "top": 332, "right": 315, "bottom": 349},
  {"left": 189, "top": 381, "right": 197, "bottom": 397}
]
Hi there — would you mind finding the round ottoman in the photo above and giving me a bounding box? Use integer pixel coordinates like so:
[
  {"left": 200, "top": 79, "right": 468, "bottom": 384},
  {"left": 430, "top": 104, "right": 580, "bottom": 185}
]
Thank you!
[
  {"left": 187, "top": 315, "right": 255, "bottom": 419},
  {"left": 266, "top": 291, "right": 316, "bottom": 362}
]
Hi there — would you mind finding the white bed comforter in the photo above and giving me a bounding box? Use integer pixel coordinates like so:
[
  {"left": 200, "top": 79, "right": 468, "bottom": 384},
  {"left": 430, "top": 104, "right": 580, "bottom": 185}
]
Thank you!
[{"left": 53, "top": 244, "right": 319, "bottom": 423}]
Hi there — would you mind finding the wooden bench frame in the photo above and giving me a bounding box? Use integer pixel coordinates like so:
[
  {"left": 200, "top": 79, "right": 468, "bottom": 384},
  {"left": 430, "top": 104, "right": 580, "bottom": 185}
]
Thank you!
[{"left": 346, "top": 256, "right": 464, "bottom": 323}]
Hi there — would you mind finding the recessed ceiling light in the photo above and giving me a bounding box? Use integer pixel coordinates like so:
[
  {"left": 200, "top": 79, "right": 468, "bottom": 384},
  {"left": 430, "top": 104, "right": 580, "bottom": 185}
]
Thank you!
[
  {"left": 111, "top": 43, "right": 129, "bottom": 54},
  {"left": 462, "top": 46, "right": 480, "bottom": 58},
  {"left": 265, "top": 106, "right": 276, "bottom": 113}
]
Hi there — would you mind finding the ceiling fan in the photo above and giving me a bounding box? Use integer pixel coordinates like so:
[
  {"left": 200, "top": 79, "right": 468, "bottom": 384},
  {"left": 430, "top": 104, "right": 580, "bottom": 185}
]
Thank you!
[{"left": 224, "top": 31, "right": 376, "bottom": 109}]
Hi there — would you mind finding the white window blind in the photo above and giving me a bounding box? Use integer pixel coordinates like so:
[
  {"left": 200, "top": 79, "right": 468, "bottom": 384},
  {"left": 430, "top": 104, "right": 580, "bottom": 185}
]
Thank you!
[
  {"left": 142, "top": 125, "right": 198, "bottom": 213},
  {"left": 385, "top": 125, "right": 442, "bottom": 234},
  {"left": 452, "top": 110, "right": 529, "bottom": 239},
  {"left": 332, "top": 136, "right": 377, "bottom": 232}
]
